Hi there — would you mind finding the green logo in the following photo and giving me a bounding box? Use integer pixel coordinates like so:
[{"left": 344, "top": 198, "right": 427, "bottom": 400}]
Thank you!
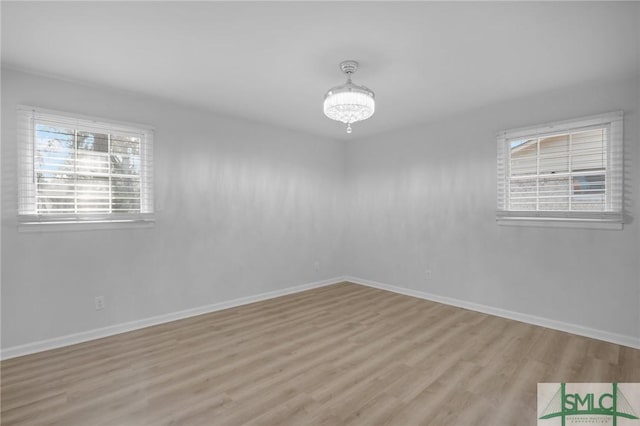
[{"left": 539, "top": 383, "right": 639, "bottom": 425}]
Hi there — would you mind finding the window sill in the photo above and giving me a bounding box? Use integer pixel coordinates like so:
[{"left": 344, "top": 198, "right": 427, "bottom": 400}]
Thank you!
[
  {"left": 496, "top": 212, "right": 623, "bottom": 230},
  {"left": 18, "top": 218, "right": 155, "bottom": 233}
]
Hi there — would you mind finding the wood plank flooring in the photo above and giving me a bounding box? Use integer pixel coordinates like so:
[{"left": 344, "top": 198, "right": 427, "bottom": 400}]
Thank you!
[{"left": 1, "top": 282, "right": 639, "bottom": 425}]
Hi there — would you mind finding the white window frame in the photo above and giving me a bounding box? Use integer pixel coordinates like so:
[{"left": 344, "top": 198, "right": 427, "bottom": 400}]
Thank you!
[
  {"left": 497, "top": 111, "right": 623, "bottom": 229},
  {"left": 17, "top": 105, "right": 155, "bottom": 231}
]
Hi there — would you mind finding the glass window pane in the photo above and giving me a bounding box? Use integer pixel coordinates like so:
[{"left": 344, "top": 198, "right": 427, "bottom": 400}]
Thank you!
[
  {"left": 76, "top": 176, "right": 109, "bottom": 213},
  {"left": 571, "top": 128, "right": 606, "bottom": 172},
  {"left": 111, "top": 153, "right": 141, "bottom": 176},
  {"left": 77, "top": 132, "right": 109, "bottom": 175},
  {"left": 538, "top": 176, "right": 570, "bottom": 211},
  {"left": 538, "top": 134, "right": 569, "bottom": 174},
  {"left": 571, "top": 174, "right": 605, "bottom": 211},
  {"left": 35, "top": 124, "right": 75, "bottom": 178},
  {"left": 510, "top": 139, "right": 537, "bottom": 176},
  {"left": 112, "top": 177, "right": 140, "bottom": 213},
  {"left": 36, "top": 178, "right": 75, "bottom": 214},
  {"left": 110, "top": 135, "right": 141, "bottom": 155},
  {"left": 111, "top": 134, "right": 141, "bottom": 178},
  {"left": 509, "top": 177, "right": 537, "bottom": 210},
  {"left": 35, "top": 124, "right": 75, "bottom": 213}
]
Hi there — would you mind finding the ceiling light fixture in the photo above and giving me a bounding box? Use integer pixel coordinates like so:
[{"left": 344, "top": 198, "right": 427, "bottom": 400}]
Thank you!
[{"left": 323, "top": 60, "right": 375, "bottom": 134}]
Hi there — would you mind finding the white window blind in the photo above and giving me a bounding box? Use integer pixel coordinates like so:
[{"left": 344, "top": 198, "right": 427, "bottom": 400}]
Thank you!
[
  {"left": 497, "top": 112, "right": 623, "bottom": 227},
  {"left": 18, "top": 106, "right": 154, "bottom": 227}
]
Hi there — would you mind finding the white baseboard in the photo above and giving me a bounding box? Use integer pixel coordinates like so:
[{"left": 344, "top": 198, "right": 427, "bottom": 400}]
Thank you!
[
  {"left": 1, "top": 277, "right": 347, "bottom": 360},
  {"left": 4, "top": 275, "right": 637, "bottom": 360},
  {"left": 345, "top": 276, "right": 640, "bottom": 350}
]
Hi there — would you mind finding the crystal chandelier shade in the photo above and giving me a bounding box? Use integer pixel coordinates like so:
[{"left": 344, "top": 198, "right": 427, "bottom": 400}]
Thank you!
[{"left": 323, "top": 61, "right": 375, "bottom": 134}]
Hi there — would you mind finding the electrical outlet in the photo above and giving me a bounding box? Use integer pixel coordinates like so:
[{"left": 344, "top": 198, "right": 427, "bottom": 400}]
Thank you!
[
  {"left": 95, "top": 296, "right": 105, "bottom": 310},
  {"left": 314, "top": 261, "right": 321, "bottom": 272},
  {"left": 425, "top": 269, "right": 432, "bottom": 280}
]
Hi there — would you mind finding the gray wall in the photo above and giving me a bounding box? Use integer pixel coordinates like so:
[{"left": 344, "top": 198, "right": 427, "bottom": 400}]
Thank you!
[
  {"left": 1, "top": 68, "right": 346, "bottom": 349},
  {"left": 2, "top": 68, "right": 639, "bottom": 352},
  {"left": 345, "top": 73, "right": 640, "bottom": 340}
]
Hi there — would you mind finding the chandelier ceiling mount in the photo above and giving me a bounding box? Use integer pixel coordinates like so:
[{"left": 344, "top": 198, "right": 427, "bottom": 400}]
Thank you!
[{"left": 323, "top": 60, "right": 375, "bottom": 134}]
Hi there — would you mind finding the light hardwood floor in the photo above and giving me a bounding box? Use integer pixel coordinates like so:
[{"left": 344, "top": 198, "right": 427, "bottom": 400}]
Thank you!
[{"left": 1, "top": 282, "right": 639, "bottom": 425}]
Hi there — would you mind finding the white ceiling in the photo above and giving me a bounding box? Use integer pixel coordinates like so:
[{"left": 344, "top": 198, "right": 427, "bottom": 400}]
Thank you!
[{"left": 2, "top": 1, "right": 639, "bottom": 140}]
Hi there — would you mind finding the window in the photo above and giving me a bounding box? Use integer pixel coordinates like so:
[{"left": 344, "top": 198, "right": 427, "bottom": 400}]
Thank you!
[
  {"left": 497, "top": 111, "right": 623, "bottom": 228},
  {"left": 18, "top": 106, "right": 154, "bottom": 229}
]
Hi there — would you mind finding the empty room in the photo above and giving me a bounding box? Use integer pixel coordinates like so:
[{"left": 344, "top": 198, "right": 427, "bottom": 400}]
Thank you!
[{"left": 1, "top": 1, "right": 639, "bottom": 425}]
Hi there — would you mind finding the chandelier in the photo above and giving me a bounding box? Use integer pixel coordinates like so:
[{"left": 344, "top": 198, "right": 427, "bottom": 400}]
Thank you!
[{"left": 323, "top": 60, "right": 375, "bottom": 134}]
